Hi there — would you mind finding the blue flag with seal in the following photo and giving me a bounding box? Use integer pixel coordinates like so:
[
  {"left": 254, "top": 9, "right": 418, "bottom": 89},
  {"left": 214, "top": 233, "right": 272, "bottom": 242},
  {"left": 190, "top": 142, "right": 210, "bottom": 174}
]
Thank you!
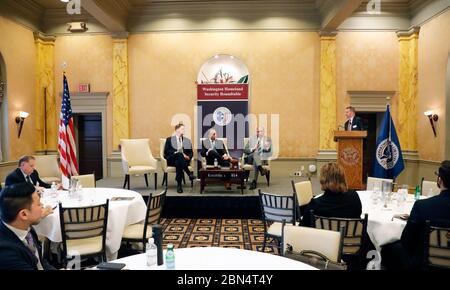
[{"left": 373, "top": 105, "right": 405, "bottom": 179}]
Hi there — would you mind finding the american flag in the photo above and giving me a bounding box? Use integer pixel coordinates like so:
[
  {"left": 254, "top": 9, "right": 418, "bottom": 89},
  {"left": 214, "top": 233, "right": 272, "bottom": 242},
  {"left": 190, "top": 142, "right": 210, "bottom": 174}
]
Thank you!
[{"left": 58, "top": 74, "right": 79, "bottom": 181}]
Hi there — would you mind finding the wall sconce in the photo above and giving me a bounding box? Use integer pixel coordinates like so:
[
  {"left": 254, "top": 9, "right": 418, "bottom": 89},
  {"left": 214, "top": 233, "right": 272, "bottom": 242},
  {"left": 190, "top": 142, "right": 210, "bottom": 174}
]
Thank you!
[
  {"left": 424, "top": 110, "right": 438, "bottom": 137},
  {"left": 15, "top": 111, "right": 29, "bottom": 138}
]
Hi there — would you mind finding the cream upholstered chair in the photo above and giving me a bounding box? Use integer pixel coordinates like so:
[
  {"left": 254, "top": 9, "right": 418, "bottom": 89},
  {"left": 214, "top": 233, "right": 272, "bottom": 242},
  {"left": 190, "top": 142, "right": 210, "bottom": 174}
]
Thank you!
[
  {"left": 366, "top": 177, "right": 393, "bottom": 191},
  {"left": 71, "top": 174, "right": 96, "bottom": 188},
  {"left": 121, "top": 139, "right": 158, "bottom": 190},
  {"left": 424, "top": 221, "right": 450, "bottom": 269},
  {"left": 258, "top": 190, "right": 297, "bottom": 254},
  {"left": 291, "top": 179, "right": 313, "bottom": 220},
  {"left": 421, "top": 178, "right": 440, "bottom": 197},
  {"left": 291, "top": 180, "right": 313, "bottom": 206},
  {"left": 59, "top": 200, "right": 109, "bottom": 268},
  {"left": 122, "top": 189, "right": 166, "bottom": 251},
  {"left": 283, "top": 224, "right": 345, "bottom": 263},
  {"left": 33, "top": 155, "right": 61, "bottom": 184},
  {"left": 241, "top": 137, "right": 271, "bottom": 186},
  {"left": 199, "top": 137, "right": 230, "bottom": 169},
  {"left": 159, "top": 138, "right": 194, "bottom": 188}
]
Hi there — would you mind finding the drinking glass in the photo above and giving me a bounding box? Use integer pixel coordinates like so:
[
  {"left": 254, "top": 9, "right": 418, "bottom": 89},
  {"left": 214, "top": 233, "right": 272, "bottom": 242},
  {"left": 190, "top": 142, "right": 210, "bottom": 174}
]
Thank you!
[
  {"left": 371, "top": 186, "right": 380, "bottom": 206},
  {"left": 381, "top": 180, "right": 393, "bottom": 208}
]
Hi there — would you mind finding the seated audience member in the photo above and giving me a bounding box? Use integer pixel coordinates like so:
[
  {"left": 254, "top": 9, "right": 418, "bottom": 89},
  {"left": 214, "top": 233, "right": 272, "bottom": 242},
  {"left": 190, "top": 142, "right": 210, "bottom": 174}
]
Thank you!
[
  {"left": 0, "top": 183, "right": 56, "bottom": 270},
  {"left": 301, "top": 162, "right": 362, "bottom": 226},
  {"left": 244, "top": 127, "right": 272, "bottom": 190},
  {"left": 200, "top": 128, "right": 231, "bottom": 167},
  {"left": 381, "top": 160, "right": 450, "bottom": 270},
  {"left": 163, "top": 123, "right": 195, "bottom": 193},
  {"left": 5, "top": 155, "right": 62, "bottom": 190}
]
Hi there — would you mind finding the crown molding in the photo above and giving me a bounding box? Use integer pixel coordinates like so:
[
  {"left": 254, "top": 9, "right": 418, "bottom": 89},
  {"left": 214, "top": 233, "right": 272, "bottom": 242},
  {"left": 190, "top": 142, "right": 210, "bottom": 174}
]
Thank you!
[
  {"left": 318, "top": 30, "right": 337, "bottom": 37},
  {"left": 33, "top": 31, "right": 56, "bottom": 42},
  {"left": 396, "top": 26, "right": 420, "bottom": 37}
]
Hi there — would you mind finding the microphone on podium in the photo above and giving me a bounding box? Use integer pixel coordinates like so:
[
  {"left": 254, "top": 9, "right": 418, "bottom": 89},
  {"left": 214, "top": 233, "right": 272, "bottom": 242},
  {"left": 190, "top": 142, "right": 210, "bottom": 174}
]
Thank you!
[{"left": 337, "top": 125, "right": 345, "bottom": 131}]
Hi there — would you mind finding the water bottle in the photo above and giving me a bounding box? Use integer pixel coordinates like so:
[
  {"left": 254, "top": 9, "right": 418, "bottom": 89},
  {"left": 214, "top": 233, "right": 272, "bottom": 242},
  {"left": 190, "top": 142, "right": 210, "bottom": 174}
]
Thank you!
[
  {"left": 214, "top": 158, "right": 218, "bottom": 168},
  {"left": 165, "top": 243, "right": 175, "bottom": 269},
  {"left": 414, "top": 185, "right": 421, "bottom": 200},
  {"left": 51, "top": 182, "right": 58, "bottom": 198},
  {"left": 146, "top": 238, "right": 158, "bottom": 267}
]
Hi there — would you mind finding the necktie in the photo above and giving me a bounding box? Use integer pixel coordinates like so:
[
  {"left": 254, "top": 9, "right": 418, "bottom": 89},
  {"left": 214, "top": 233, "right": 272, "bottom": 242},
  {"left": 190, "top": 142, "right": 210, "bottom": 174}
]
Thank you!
[
  {"left": 26, "top": 175, "right": 33, "bottom": 185},
  {"left": 178, "top": 137, "right": 183, "bottom": 153},
  {"left": 348, "top": 120, "right": 352, "bottom": 131},
  {"left": 25, "top": 232, "right": 37, "bottom": 254},
  {"left": 257, "top": 138, "right": 263, "bottom": 154},
  {"left": 25, "top": 232, "right": 40, "bottom": 267}
]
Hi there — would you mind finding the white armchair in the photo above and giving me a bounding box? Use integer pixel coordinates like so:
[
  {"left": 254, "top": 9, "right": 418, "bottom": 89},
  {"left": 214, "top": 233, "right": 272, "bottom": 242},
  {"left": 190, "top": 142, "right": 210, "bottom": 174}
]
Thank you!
[
  {"left": 71, "top": 174, "right": 96, "bottom": 188},
  {"left": 33, "top": 155, "right": 61, "bottom": 184},
  {"left": 283, "top": 224, "right": 345, "bottom": 263},
  {"left": 159, "top": 138, "right": 194, "bottom": 188},
  {"left": 421, "top": 178, "right": 440, "bottom": 197},
  {"left": 241, "top": 137, "right": 271, "bottom": 186},
  {"left": 120, "top": 139, "right": 158, "bottom": 190},
  {"left": 366, "top": 176, "right": 393, "bottom": 191}
]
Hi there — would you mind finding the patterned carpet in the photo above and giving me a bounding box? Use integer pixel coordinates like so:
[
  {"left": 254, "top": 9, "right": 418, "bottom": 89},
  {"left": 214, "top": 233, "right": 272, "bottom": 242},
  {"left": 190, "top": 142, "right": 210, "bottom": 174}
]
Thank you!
[{"left": 160, "top": 218, "right": 279, "bottom": 255}]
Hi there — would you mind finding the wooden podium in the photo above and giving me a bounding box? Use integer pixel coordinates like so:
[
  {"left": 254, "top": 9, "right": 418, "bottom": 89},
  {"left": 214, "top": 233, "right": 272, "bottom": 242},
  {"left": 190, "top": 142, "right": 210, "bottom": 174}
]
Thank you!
[{"left": 334, "top": 131, "right": 367, "bottom": 190}]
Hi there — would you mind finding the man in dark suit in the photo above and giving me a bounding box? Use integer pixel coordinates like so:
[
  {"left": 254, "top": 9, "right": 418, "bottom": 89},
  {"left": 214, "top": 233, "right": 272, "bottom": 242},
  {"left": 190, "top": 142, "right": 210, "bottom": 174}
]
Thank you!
[
  {"left": 200, "top": 128, "right": 231, "bottom": 167},
  {"left": 344, "top": 106, "right": 363, "bottom": 131},
  {"left": 164, "top": 123, "right": 195, "bottom": 193},
  {"left": 381, "top": 160, "right": 450, "bottom": 270},
  {"left": 5, "top": 156, "right": 52, "bottom": 189},
  {"left": 0, "top": 182, "right": 56, "bottom": 270}
]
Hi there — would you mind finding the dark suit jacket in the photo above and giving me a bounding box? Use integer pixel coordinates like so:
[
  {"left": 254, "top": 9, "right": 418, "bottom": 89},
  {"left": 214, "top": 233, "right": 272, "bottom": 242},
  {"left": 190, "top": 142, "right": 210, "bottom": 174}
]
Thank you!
[
  {"left": 400, "top": 189, "right": 450, "bottom": 268},
  {"left": 0, "top": 222, "right": 55, "bottom": 270},
  {"left": 163, "top": 136, "right": 193, "bottom": 161},
  {"left": 200, "top": 139, "right": 227, "bottom": 158},
  {"left": 5, "top": 168, "right": 51, "bottom": 189},
  {"left": 344, "top": 116, "right": 363, "bottom": 131},
  {"left": 301, "top": 190, "right": 363, "bottom": 226}
]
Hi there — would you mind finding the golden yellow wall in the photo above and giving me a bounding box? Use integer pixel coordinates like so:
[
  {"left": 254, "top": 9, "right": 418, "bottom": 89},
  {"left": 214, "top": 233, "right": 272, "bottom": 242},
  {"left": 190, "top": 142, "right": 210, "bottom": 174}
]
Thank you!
[
  {"left": 336, "top": 32, "right": 399, "bottom": 124},
  {"left": 128, "top": 32, "right": 320, "bottom": 157},
  {"left": 0, "top": 16, "right": 36, "bottom": 160},
  {"left": 417, "top": 10, "right": 450, "bottom": 161},
  {"left": 54, "top": 35, "right": 114, "bottom": 154}
]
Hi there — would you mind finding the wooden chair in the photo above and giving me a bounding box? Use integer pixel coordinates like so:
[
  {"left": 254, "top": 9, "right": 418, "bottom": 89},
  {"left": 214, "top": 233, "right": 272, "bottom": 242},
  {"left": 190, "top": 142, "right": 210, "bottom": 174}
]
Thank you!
[
  {"left": 311, "top": 210, "right": 368, "bottom": 269},
  {"left": 59, "top": 201, "right": 109, "bottom": 268},
  {"left": 423, "top": 220, "right": 450, "bottom": 270},
  {"left": 121, "top": 190, "right": 166, "bottom": 252},
  {"left": 258, "top": 190, "right": 297, "bottom": 254}
]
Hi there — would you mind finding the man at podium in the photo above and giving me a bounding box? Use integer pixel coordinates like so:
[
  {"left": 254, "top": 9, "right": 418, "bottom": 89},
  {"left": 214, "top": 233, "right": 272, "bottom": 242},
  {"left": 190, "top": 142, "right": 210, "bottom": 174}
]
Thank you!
[{"left": 344, "top": 106, "right": 363, "bottom": 131}]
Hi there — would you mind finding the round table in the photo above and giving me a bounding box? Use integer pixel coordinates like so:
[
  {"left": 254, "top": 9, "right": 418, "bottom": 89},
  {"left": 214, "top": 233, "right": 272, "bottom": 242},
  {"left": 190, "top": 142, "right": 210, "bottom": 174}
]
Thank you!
[
  {"left": 35, "top": 187, "right": 147, "bottom": 260},
  {"left": 357, "top": 191, "right": 427, "bottom": 269},
  {"left": 357, "top": 191, "right": 426, "bottom": 249},
  {"left": 110, "top": 247, "right": 317, "bottom": 270}
]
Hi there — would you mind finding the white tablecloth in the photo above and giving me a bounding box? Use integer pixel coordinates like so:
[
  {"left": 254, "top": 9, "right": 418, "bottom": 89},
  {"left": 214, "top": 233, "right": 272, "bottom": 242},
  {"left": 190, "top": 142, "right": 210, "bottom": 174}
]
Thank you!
[
  {"left": 109, "top": 247, "right": 317, "bottom": 270},
  {"left": 357, "top": 191, "right": 425, "bottom": 250},
  {"left": 35, "top": 187, "right": 147, "bottom": 260}
]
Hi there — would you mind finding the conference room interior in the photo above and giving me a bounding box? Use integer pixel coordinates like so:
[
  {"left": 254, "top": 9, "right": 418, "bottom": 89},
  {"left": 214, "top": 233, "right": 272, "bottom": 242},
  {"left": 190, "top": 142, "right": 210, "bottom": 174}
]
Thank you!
[{"left": 0, "top": 0, "right": 449, "bottom": 271}]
